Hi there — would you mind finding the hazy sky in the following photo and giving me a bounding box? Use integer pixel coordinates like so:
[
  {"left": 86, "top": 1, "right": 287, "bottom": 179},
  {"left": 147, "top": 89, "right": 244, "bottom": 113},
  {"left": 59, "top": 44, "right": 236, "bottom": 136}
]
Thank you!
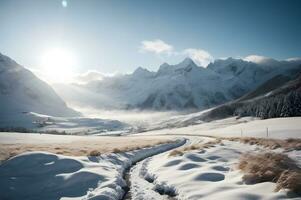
[{"left": 0, "top": 0, "right": 300, "bottom": 76}]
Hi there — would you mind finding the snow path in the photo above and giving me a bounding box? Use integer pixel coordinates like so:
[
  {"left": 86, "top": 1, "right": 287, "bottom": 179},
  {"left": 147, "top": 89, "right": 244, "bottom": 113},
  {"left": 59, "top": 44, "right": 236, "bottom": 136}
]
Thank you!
[
  {"left": 121, "top": 139, "right": 188, "bottom": 200},
  {"left": 123, "top": 156, "right": 177, "bottom": 200},
  {"left": 126, "top": 136, "right": 211, "bottom": 200}
]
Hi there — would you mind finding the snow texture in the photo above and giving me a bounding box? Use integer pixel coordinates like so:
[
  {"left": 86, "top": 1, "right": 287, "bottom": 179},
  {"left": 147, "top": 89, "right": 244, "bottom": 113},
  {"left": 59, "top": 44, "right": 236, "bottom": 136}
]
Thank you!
[
  {"left": 129, "top": 136, "right": 301, "bottom": 199},
  {"left": 0, "top": 138, "right": 185, "bottom": 200}
]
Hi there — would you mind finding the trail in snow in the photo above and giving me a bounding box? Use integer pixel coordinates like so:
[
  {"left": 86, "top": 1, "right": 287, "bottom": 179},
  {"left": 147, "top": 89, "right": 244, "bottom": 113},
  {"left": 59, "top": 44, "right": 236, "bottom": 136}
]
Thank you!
[
  {"left": 123, "top": 154, "right": 179, "bottom": 200},
  {"left": 125, "top": 136, "right": 207, "bottom": 200},
  {"left": 126, "top": 157, "right": 178, "bottom": 200},
  {"left": 122, "top": 139, "right": 189, "bottom": 200}
]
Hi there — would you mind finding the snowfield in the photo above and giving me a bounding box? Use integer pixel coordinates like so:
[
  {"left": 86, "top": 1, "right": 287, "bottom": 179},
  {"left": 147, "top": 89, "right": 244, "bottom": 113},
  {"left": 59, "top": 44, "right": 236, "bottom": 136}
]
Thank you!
[
  {"left": 132, "top": 138, "right": 300, "bottom": 200},
  {"left": 0, "top": 117, "right": 301, "bottom": 199},
  {"left": 0, "top": 138, "right": 185, "bottom": 200},
  {"left": 140, "top": 117, "right": 301, "bottom": 139},
  {"left": 0, "top": 112, "right": 130, "bottom": 135}
]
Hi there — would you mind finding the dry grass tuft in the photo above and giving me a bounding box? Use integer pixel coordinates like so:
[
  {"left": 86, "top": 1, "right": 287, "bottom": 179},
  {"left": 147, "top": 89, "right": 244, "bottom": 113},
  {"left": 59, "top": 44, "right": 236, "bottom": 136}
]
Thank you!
[
  {"left": 111, "top": 140, "right": 176, "bottom": 154},
  {"left": 112, "top": 148, "right": 122, "bottom": 153},
  {"left": 169, "top": 139, "right": 222, "bottom": 157},
  {"left": 202, "top": 139, "right": 222, "bottom": 148},
  {"left": 183, "top": 144, "right": 202, "bottom": 151},
  {"left": 276, "top": 170, "right": 301, "bottom": 193},
  {"left": 225, "top": 137, "right": 301, "bottom": 151},
  {"left": 88, "top": 150, "right": 101, "bottom": 156},
  {"left": 239, "top": 152, "right": 301, "bottom": 194},
  {"left": 169, "top": 150, "right": 184, "bottom": 157}
]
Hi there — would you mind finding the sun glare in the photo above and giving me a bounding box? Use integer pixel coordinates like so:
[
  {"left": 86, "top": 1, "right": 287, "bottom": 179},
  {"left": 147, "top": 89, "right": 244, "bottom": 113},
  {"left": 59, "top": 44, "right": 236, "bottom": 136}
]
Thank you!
[
  {"left": 40, "top": 48, "right": 77, "bottom": 83},
  {"left": 62, "top": 0, "right": 68, "bottom": 8}
]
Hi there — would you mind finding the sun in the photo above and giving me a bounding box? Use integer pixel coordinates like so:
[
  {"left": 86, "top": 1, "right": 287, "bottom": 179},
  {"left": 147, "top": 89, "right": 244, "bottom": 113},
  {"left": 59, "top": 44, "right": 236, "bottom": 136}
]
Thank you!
[
  {"left": 40, "top": 48, "right": 77, "bottom": 83},
  {"left": 62, "top": 0, "right": 68, "bottom": 8}
]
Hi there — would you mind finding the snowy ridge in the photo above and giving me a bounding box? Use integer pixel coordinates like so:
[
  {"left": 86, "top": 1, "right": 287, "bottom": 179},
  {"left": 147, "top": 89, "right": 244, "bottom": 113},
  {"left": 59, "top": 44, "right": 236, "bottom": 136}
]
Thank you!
[{"left": 54, "top": 57, "right": 301, "bottom": 111}]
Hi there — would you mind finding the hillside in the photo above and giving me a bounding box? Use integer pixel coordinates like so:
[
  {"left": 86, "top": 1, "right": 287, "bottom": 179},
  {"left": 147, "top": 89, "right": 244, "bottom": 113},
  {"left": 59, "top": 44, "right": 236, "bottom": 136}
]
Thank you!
[
  {"left": 0, "top": 53, "right": 80, "bottom": 127},
  {"left": 197, "top": 70, "right": 301, "bottom": 122}
]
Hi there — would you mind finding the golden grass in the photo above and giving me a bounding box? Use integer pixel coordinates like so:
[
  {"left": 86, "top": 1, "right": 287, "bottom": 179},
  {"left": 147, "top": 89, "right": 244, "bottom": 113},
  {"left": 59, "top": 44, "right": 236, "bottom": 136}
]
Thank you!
[
  {"left": 225, "top": 137, "right": 301, "bottom": 151},
  {"left": 112, "top": 148, "right": 122, "bottom": 153},
  {"left": 238, "top": 152, "right": 301, "bottom": 194},
  {"left": 0, "top": 136, "right": 173, "bottom": 161},
  {"left": 276, "top": 170, "right": 301, "bottom": 193},
  {"left": 169, "top": 149, "right": 184, "bottom": 157},
  {"left": 88, "top": 150, "right": 101, "bottom": 156},
  {"left": 169, "top": 139, "right": 222, "bottom": 157}
]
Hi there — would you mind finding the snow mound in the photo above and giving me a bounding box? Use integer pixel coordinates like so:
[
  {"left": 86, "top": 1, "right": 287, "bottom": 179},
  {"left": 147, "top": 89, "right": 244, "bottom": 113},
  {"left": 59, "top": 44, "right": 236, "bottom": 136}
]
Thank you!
[
  {"left": 0, "top": 139, "right": 185, "bottom": 200},
  {"left": 132, "top": 138, "right": 296, "bottom": 199},
  {"left": 0, "top": 152, "right": 119, "bottom": 200}
]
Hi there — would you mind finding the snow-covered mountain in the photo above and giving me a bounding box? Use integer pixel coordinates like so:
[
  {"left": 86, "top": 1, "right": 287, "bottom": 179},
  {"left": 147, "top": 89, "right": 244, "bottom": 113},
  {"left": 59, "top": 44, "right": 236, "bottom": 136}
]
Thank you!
[
  {"left": 177, "top": 71, "right": 301, "bottom": 126},
  {"left": 0, "top": 53, "right": 79, "bottom": 127},
  {"left": 54, "top": 57, "right": 301, "bottom": 111}
]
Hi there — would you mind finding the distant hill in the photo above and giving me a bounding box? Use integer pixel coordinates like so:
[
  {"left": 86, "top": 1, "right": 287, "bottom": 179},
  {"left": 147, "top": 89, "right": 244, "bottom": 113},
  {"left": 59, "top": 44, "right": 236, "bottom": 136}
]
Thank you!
[
  {"left": 198, "top": 69, "right": 301, "bottom": 121},
  {"left": 234, "top": 73, "right": 301, "bottom": 119}
]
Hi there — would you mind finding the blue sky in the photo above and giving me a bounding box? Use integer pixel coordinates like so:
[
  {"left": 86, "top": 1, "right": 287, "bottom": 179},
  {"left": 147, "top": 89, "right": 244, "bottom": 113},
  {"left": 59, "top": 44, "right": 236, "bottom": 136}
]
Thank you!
[{"left": 0, "top": 0, "right": 300, "bottom": 76}]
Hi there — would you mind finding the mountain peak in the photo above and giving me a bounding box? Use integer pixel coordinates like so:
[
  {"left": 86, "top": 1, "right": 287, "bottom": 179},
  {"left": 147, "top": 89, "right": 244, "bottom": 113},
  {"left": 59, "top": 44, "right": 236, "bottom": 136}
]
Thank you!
[
  {"left": 179, "top": 57, "right": 196, "bottom": 67},
  {"left": 207, "top": 57, "right": 245, "bottom": 70},
  {"left": 133, "top": 66, "right": 153, "bottom": 77},
  {"left": 0, "top": 52, "right": 22, "bottom": 71},
  {"left": 159, "top": 62, "right": 170, "bottom": 68},
  {"left": 157, "top": 57, "right": 199, "bottom": 75},
  {"left": 0, "top": 52, "right": 80, "bottom": 118}
]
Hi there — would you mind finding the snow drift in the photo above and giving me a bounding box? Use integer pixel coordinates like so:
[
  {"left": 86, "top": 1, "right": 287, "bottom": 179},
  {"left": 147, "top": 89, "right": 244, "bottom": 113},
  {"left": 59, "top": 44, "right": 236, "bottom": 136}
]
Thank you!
[{"left": 0, "top": 138, "right": 185, "bottom": 200}]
